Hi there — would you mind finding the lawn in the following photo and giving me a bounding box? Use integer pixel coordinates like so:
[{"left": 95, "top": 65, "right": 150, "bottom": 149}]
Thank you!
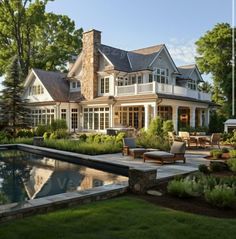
[{"left": 0, "top": 196, "right": 236, "bottom": 239}]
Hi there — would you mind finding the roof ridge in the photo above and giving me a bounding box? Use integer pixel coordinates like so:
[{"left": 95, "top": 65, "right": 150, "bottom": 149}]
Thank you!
[
  {"left": 131, "top": 44, "right": 164, "bottom": 52},
  {"left": 178, "top": 64, "right": 196, "bottom": 68}
]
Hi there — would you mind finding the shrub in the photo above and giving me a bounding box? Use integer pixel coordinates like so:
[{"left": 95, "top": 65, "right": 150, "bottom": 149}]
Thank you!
[
  {"left": 43, "top": 132, "right": 51, "bottom": 140},
  {"left": 136, "top": 131, "right": 170, "bottom": 151},
  {"left": 222, "top": 147, "right": 230, "bottom": 153},
  {"left": 147, "top": 117, "right": 163, "bottom": 136},
  {"left": 198, "top": 164, "right": 210, "bottom": 174},
  {"left": 50, "top": 119, "right": 68, "bottom": 131},
  {"left": 204, "top": 185, "right": 236, "bottom": 208},
  {"left": 230, "top": 150, "right": 236, "bottom": 158},
  {"left": 0, "top": 193, "right": 8, "bottom": 205},
  {"left": 227, "top": 158, "right": 236, "bottom": 172},
  {"left": 210, "top": 149, "right": 222, "bottom": 159},
  {"left": 78, "top": 134, "right": 87, "bottom": 142},
  {"left": 209, "top": 162, "right": 228, "bottom": 172},
  {"left": 17, "top": 129, "right": 34, "bottom": 138},
  {"left": 167, "top": 178, "right": 201, "bottom": 198},
  {"left": 35, "top": 125, "right": 49, "bottom": 136},
  {"left": 115, "top": 132, "right": 126, "bottom": 144},
  {"left": 49, "top": 129, "right": 69, "bottom": 140},
  {"left": 162, "top": 120, "right": 174, "bottom": 135},
  {"left": 0, "top": 131, "right": 12, "bottom": 141}
]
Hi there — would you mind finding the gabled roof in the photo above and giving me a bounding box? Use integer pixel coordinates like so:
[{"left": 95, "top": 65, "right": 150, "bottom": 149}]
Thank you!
[
  {"left": 177, "top": 64, "right": 203, "bottom": 82},
  {"left": 33, "top": 69, "right": 70, "bottom": 102},
  {"left": 131, "top": 44, "right": 164, "bottom": 55},
  {"left": 98, "top": 44, "right": 165, "bottom": 73}
]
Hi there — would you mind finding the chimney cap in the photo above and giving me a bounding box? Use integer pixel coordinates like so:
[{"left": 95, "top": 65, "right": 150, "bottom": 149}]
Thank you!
[{"left": 83, "top": 29, "right": 102, "bottom": 35}]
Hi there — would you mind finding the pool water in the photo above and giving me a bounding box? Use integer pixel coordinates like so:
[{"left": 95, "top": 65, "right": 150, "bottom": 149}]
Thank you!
[{"left": 0, "top": 150, "right": 127, "bottom": 204}]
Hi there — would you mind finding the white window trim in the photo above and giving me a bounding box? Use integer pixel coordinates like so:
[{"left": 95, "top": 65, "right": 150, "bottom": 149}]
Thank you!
[
  {"left": 153, "top": 67, "right": 169, "bottom": 84},
  {"left": 98, "top": 76, "right": 110, "bottom": 96}
]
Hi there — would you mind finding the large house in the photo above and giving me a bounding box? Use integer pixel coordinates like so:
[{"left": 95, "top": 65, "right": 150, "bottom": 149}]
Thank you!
[{"left": 23, "top": 29, "right": 214, "bottom": 132}]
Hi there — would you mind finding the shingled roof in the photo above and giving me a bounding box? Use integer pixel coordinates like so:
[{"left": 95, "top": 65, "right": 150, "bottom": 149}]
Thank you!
[
  {"left": 33, "top": 69, "right": 70, "bottom": 102},
  {"left": 98, "top": 44, "right": 164, "bottom": 72}
]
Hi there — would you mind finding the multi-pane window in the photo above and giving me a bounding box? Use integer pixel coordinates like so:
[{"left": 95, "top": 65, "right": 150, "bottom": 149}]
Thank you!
[
  {"left": 31, "top": 108, "right": 54, "bottom": 126},
  {"left": 83, "top": 107, "right": 109, "bottom": 131},
  {"left": 137, "top": 75, "right": 143, "bottom": 84},
  {"left": 157, "top": 106, "right": 172, "bottom": 121},
  {"left": 148, "top": 74, "right": 153, "bottom": 83},
  {"left": 70, "top": 81, "right": 80, "bottom": 91},
  {"left": 100, "top": 77, "right": 110, "bottom": 94},
  {"left": 188, "top": 80, "right": 197, "bottom": 90},
  {"left": 61, "top": 109, "right": 67, "bottom": 120},
  {"left": 115, "top": 106, "right": 144, "bottom": 129},
  {"left": 29, "top": 85, "right": 44, "bottom": 95},
  {"left": 71, "top": 109, "right": 78, "bottom": 130},
  {"left": 154, "top": 68, "right": 169, "bottom": 84}
]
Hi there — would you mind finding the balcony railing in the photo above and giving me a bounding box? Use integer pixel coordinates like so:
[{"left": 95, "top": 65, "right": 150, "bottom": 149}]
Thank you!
[{"left": 115, "top": 81, "right": 211, "bottom": 101}]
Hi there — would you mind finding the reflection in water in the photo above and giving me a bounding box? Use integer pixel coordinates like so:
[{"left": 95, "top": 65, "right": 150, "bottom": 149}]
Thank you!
[{"left": 0, "top": 150, "right": 127, "bottom": 204}]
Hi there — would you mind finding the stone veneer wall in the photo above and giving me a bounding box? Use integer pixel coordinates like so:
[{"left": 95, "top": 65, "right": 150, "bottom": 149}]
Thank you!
[{"left": 81, "top": 29, "right": 101, "bottom": 100}]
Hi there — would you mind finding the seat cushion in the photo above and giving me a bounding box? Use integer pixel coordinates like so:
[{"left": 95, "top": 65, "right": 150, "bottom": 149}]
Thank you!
[
  {"left": 129, "top": 148, "right": 146, "bottom": 153},
  {"left": 144, "top": 151, "right": 174, "bottom": 159}
]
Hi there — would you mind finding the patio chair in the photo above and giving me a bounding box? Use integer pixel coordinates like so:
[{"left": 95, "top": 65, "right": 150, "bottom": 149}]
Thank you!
[
  {"left": 201, "top": 133, "right": 221, "bottom": 148},
  {"left": 143, "top": 141, "right": 186, "bottom": 165},
  {"left": 178, "top": 131, "right": 197, "bottom": 147},
  {"left": 168, "top": 132, "right": 183, "bottom": 144},
  {"left": 122, "top": 137, "right": 147, "bottom": 159}
]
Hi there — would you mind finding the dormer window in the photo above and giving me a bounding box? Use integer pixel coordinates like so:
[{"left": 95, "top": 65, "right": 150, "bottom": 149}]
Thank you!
[
  {"left": 70, "top": 81, "right": 80, "bottom": 91},
  {"left": 188, "top": 80, "right": 197, "bottom": 90}
]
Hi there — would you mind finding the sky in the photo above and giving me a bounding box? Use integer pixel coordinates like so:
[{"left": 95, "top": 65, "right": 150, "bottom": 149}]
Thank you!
[{"left": 0, "top": 0, "right": 233, "bottom": 86}]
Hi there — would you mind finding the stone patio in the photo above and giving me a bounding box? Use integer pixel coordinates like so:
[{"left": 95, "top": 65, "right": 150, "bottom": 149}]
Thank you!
[{"left": 91, "top": 149, "right": 210, "bottom": 180}]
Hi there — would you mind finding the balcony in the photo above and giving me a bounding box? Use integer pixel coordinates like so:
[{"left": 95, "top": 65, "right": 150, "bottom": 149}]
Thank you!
[{"left": 115, "top": 82, "right": 211, "bottom": 101}]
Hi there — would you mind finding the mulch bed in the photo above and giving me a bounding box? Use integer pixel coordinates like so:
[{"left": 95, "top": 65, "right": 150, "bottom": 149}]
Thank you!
[{"left": 130, "top": 181, "right": 236, "bottom": 219}]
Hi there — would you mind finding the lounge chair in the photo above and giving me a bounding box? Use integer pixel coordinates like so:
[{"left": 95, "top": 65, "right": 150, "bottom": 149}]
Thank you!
[
  {"left": 201, "top": 133, "right": 221, "bottom": 148},
  {"left": 168, "top": 132, "right": 183, "bottom": 144},
  {"left": 143, "top": 141, "right": 186, "bottom": 165},
  {"left": 122, "top": 137, "right": 147, "bottom": 159}
]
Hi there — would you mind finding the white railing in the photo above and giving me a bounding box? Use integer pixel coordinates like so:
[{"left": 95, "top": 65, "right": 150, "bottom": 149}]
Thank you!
[
  {"left": 199, "top": 92, "right": 211, "bottom": 101},
  {"left": 137, "top": 82, "right": 153, "bottom": 93},
  {"left": 116, "top": 85, "right": 135, "bottom": 95},
  {"left": 116, "top": 82, "right": 211, "bottom": 101},
  {"left": 156, "top": 83, "right": 172, "bottom": 94},
  {"left": 173, "top": 85, "right": 187, "bottom": 96}
]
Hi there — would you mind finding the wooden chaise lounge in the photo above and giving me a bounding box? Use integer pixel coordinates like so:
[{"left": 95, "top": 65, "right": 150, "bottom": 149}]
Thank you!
[{"left": 143, "top": 141, "right": 186, "bottom": 164}]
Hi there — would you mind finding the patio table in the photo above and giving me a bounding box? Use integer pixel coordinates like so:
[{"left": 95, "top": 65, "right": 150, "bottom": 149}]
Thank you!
[{"left": 190, "top": 135, "right": 210, "bottom": 147}]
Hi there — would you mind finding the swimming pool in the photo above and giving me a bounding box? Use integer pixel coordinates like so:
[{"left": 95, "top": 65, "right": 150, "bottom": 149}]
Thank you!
[{"left": 0, "top": 150, "right": 127, "bottom": 205}]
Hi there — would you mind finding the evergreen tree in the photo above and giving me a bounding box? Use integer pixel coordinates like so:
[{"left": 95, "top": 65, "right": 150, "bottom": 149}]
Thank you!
[{"left": 0, "top": 56, "right": 29, "bottom": 136}]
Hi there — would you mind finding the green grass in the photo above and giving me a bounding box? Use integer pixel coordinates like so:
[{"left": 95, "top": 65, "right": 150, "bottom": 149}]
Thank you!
[
  {"left": 0, "top": 137, "right": 33, "bottom": 145},
  {"left": 0, "top": 196, "right": 235, "bottom": 239}
]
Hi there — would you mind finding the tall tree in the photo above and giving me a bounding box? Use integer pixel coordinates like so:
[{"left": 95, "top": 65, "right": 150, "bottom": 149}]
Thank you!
[
  {"left": 0, "top": 56, "right": 28, "bottom": 136},
  {"left": 0, "top": 0, "right": 83, "bottom": 77},
  {"left": 195, "top": 23, "right": 235, "bottom": 116}
]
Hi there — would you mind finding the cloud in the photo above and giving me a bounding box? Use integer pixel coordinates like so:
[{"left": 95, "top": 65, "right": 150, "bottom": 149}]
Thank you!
[{"left": 166, "top": 38, "right": 197, "bottom": 66}]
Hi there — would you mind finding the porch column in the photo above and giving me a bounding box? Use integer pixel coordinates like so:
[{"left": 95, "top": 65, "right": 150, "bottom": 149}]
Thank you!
[
  {"left": 110, "top": 105, "right": 113, "bottom": 128},
  {"left": 190, "top": 106, "right": 196, "bottom": 128},
  {"left": 153, "top": 102, "right": 157, "bottom": 118},
  {"left": 205, "top": 108, "right": 210, "bottom": 127},
  {"left": 144, "top": 105, "right": 150, "bottom": 130},
  {"left": 199, "top": 109, "right": 203, "bottom": 127},
  {"left": 172, "top": 105, "right": 178, "bottom": 132}
]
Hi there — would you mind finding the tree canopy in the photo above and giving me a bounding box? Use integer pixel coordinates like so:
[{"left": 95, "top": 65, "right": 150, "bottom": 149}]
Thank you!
[
  {"left": 195, "top": 23, "right": 235, "bottom": 116},
  {"left": 0, "top": 0, "right": 83, "bottom": 78}
]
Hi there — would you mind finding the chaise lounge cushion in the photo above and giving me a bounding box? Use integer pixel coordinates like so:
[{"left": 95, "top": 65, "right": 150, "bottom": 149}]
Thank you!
[
  {"left": 123, "top": 138, "right": 136, "bottom": 148},
  {"left": 143, "top": 151, "right": 174, "bottom": 159},
  {"left": 129, "top": 148, "right": 146, "bottom": 153}
]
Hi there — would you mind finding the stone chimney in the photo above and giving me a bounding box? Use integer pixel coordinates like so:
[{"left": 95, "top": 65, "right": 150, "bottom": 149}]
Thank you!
[{"left": 81, "top": 29, "right": 101, "bottom": 100}]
